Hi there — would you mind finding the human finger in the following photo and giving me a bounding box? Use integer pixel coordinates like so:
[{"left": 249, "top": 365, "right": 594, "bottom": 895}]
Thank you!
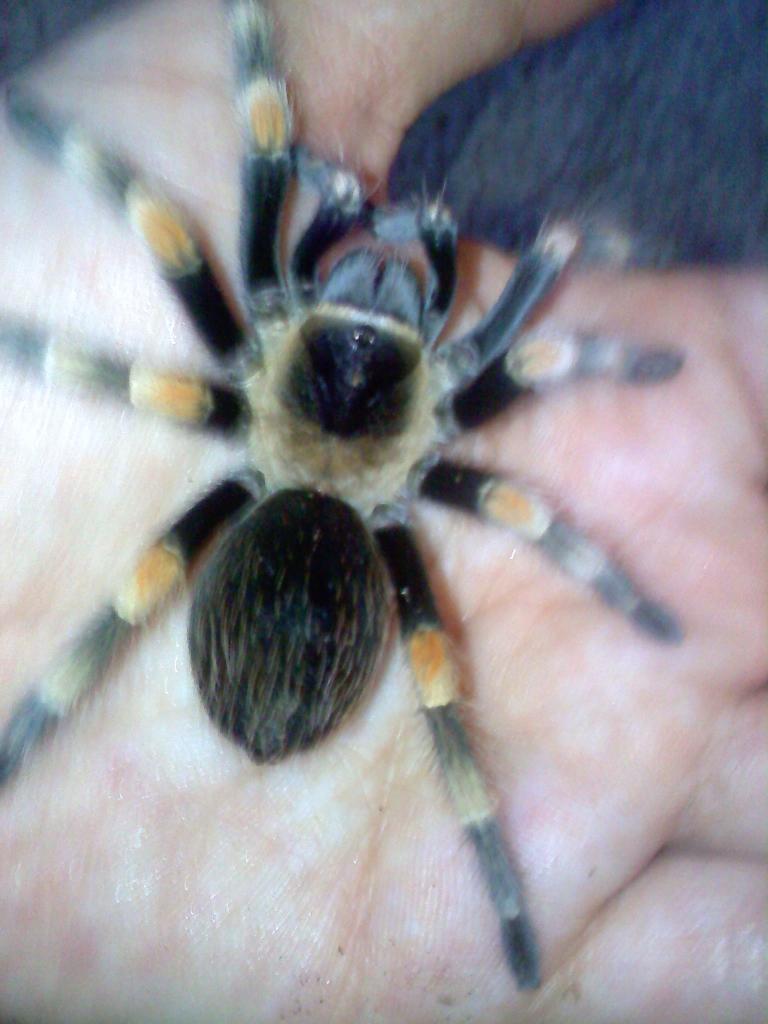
[
  {"left": 668, "top": 690, "right": 768, "bottom": 860},
  {"left": 533, "top": 852, "right": 768, "bottom": 1024},
  {"left": 274, "top": 0, "right": 616, "bottom": 176}
]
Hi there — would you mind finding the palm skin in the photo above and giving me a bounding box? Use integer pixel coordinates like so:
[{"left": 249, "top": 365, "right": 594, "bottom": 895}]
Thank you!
[{"left": 0, "top": 1, "right": 765, "bottom": 1021}]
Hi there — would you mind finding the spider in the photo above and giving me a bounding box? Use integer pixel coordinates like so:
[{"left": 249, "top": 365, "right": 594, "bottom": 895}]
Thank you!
[{"left": 0, "top": 0, "right": 685, "bottom": 992}]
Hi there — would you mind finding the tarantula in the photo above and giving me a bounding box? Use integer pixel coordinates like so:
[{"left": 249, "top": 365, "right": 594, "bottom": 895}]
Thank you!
[{"left": 0, "top": 0, "right": 684, "bottom": 990}]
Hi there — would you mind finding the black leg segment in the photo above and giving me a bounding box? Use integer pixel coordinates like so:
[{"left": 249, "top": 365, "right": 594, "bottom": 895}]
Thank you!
[
  {"left": 169, "top": 478, "right": 255, "bottom": 564},
  {"left": 451, "top": 358, "right": 530, "bottom": 430},
  {"left": 167, "top": 261, "right": 244, "bottom": 361}
]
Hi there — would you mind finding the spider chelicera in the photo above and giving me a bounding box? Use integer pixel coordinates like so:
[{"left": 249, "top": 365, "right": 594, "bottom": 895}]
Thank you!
[{"left": 0, "top": 0, "right": 684, "bottom": 990}]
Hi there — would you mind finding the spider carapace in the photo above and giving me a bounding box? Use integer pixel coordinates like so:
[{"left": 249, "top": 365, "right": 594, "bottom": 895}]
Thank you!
[{"left": 0, "top": 0, "right": 684, "bottom": 990}]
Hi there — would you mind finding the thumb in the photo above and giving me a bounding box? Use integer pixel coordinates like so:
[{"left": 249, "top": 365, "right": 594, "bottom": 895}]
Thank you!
[{"left": 275, "top": 0, "right": 615, "bottom": 177}]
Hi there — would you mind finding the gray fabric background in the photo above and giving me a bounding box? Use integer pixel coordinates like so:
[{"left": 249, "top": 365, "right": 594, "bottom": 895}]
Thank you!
[{"left": 1, "top": 0, "right": 764, "bottom": 267}]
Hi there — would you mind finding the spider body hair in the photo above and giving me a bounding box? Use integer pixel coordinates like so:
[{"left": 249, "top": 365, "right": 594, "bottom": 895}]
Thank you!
[
  {"left": 245, "top": 299, "right": 441, "bottom": 515},
  {"left": 0, "top": 0, "right": 688, "bottom": 993},
  {"left": 190, "top": 489, "right": 389, "bottom": 761}
]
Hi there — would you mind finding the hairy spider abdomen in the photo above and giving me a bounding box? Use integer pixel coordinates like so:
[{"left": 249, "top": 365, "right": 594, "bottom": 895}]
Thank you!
[{"left": 189, "top": 489, "right": 389, "bottom": 762}]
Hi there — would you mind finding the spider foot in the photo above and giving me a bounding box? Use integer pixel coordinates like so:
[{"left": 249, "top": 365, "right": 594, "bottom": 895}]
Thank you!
[
  {"left": 468, "top": 815, "right": 541, "bottom": 989},
  {"left": 501, "top": 913, "right": 541, "bottom": 991},
  {"left": 0, "top": 692, "right": 59, "bottom": 787},
  {"left": 629, "top": 596, "right": 684, "bottom": 644},
  {"left": 506, "top": 327, "right": 684, "bottom": 391}
]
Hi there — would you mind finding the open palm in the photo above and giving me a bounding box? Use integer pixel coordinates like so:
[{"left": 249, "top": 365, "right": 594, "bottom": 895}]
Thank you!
[{"left": 0, "top": 1, "right": 765, "bottom": 1021}]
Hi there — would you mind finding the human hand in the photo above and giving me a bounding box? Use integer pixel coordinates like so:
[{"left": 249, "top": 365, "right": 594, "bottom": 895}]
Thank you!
[{"left": 0, "top": 1, "right": 765, "bottom": 1021}]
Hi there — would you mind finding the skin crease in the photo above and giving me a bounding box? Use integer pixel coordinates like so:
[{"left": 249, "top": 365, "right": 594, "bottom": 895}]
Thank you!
[{"left": 0, "top": 0, "right": 766, "bottom": 1020}]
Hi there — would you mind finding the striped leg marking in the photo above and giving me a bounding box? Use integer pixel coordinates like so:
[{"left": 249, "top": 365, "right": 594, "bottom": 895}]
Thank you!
[
  {"left": 441, "top": 221, "right": 580, "bottom": 394},
  {"left": 5, "top": 90, "right": 243, "bottom": 361},
  {"left": 505, "top": 327, "right": 684, "bottom": 391},
  {"left": 0, "top": 479, "right": 255, "bottom": 786},
  {"left": 451, "top": 323, "right": 683, "bottom": 433},
  {"left": 420, "top": 460, "right": 683, "bottom": 643},
  {"left": 228, "top": 0, "right": 293, "bottom": 299},
  {"left": 0, "top": 319, "right": 246, "bottom": 432},
  {"left": 0, "top": 610, "right": 128, "bottom": 785},
  {"left": 376, "top": 524, "right": 540, "bottom": 990}
]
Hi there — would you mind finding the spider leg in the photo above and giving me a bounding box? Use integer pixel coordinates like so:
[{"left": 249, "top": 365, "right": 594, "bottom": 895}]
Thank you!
[
  {"left": 0, "top": 478, "right": 256, "bottom": 787},
  {"left": 0, "top": 317, "right": 247, "bottom": 433},
  {"left": 5, "top": 89, "right": 244, "bottom": 363},
  {"left": 437, "top": 222, "right": 580, "bottom": 397},
  {"left": 289, "top": 145, "right": 370, "bottom": 288},
  {"left": 452, "top": 324, "right": 684, "bottom": 431},
  {"left": 228, "top": 0, "right": 293, "bottom": 306},
  {"left": 376, "top": 523, "right": 540, "bottom": 990},
  {"left": 420, "top": 459, "right": 683, "bottom": 643},
  {"left": 371, "top": 200, "right": 458, "bottom": 344}
]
